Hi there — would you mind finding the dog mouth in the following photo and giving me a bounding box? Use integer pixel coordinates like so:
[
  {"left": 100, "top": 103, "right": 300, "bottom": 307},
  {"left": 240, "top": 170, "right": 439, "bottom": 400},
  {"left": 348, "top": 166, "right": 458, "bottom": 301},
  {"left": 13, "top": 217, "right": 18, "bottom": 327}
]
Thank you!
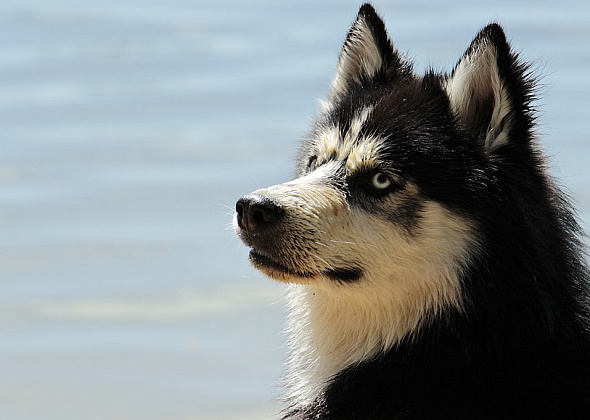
[
  {"left": 249, "top": 249, "right": 363, "bottom": 283},
  {"left": 249, "top": 249, "right": 314, "bottom": 279}
]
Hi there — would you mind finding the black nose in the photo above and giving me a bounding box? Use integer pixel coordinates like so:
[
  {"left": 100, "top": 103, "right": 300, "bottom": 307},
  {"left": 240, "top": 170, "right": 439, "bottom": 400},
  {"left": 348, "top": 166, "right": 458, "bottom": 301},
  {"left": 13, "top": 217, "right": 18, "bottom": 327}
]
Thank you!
[{"left": 236, "top": 194, "right": 284, "bottom": 232}]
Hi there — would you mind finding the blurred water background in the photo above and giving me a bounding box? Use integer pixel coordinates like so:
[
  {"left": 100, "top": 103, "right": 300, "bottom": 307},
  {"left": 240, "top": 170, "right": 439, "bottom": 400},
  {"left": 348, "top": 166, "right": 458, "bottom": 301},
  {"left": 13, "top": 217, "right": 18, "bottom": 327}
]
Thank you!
[{"left": 0, "top": 0, "right": 589, "bottom": 419}]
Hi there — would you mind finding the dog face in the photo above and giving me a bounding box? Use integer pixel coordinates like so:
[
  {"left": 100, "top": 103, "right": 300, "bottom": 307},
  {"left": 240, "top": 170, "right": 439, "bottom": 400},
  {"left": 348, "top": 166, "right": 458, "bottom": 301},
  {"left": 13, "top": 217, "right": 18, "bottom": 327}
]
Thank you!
[
  {"left": 235, "top": 95, "right": 478, "bottom": 289},
  {"left": 235, "top": 4, "right": 530, "bottom": 315}
]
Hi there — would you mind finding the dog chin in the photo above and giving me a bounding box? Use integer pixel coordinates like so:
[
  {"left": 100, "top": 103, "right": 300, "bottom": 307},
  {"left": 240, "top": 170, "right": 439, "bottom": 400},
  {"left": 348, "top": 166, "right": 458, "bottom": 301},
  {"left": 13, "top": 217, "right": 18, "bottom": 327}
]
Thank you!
[
  {"left": 248, "top": 249, "right": 315, "bottom": 283},
  {"left": 249, "top": 249, "right": 364, "bottom": 284}
]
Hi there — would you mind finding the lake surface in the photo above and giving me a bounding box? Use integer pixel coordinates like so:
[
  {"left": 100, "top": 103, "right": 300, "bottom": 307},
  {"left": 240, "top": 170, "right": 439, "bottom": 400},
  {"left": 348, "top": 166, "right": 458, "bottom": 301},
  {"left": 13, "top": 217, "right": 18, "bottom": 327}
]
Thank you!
[{"left": 1, "top": 1, "right": 589, "bottom": 418}]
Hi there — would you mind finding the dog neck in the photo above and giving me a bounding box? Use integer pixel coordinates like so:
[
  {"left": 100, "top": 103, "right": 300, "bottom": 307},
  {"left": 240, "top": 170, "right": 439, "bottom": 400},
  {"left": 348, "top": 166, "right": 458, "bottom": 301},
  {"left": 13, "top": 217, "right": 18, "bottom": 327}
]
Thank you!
[{"left": 282, "top": 270, "right": 462, "bottom": 410}]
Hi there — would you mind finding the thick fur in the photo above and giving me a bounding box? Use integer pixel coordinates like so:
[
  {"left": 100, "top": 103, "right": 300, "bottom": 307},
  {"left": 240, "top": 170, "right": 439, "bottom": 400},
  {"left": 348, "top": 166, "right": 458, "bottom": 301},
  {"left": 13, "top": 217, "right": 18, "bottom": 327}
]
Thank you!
[{"left": 234, "top": 4, "right": 590, "bottom": 419}]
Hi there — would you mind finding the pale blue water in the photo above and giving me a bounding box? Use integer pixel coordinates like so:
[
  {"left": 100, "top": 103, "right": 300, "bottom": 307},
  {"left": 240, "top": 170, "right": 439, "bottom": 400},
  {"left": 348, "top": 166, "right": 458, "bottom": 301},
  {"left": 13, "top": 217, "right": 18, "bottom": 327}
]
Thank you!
[{"left": 1, "top": 1, "right": 589, "bottom": 419}]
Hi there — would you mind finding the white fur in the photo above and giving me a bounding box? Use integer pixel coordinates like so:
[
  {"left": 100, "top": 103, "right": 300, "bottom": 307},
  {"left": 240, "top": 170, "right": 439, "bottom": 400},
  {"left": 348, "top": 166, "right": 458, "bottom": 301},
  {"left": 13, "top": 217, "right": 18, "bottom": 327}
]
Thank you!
[
  {"left": 445, "top": 44, "right": 512, "bottom": 152},
  {"left": 246, "top": 150, "right": 480, "bottom": 409},
  {"left": 331, "top": 17, "right": 383, "bottom": 99},
  {"left": 280, "top": 199, "right": 478, "bottom": 409},
  {"left": 246, "top": 162, "right": 352, "bottom": 281},
  {"left": 312, "top": 106, "right": 382, "bottom": 172}
]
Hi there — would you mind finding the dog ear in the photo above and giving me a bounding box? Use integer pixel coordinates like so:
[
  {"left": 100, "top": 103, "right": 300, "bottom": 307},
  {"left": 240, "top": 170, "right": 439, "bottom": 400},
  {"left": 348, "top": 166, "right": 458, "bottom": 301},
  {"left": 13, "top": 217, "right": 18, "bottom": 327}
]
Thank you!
[
  {"left": 329, "top": 4, "right": 407, "bottom": 100},
  {"left": 445, "top": 24, "right": 534, "bottom": 153}
]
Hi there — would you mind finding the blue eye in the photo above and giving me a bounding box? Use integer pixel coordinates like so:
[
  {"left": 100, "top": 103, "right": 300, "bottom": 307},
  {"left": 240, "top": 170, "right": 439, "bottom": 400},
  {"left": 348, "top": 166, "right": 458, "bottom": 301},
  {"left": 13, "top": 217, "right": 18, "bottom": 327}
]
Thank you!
[{"left": 370, "top": 172, "right": 392, "bottom": 190}]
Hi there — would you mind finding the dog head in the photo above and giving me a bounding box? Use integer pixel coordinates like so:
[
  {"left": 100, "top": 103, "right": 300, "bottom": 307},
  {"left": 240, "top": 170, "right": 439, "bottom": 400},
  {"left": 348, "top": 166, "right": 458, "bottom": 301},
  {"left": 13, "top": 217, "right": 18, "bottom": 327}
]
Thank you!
[{"left": 235, "top": 4, "right": 534, "bottom": 311}]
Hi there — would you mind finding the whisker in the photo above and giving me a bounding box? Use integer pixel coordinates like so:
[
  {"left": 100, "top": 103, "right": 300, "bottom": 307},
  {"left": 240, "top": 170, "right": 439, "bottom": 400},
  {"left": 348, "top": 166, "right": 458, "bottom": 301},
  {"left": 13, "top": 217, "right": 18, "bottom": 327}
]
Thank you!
[
  {"left": 313, "top": 241, "right": 331, "bottom": 249},
  {"left": 310, "top": 253, "right": 331, "bottom": 268},
  {"left": 218, "top": 211, "right": 236, "bottom": 219},
  {"left": 329, "top": 240, "right": 359, "bottom": 245},
  {"left": 330, "top": 238, "right": 378, "bottom": 249},
  {"left": 216, "top": 202, "right": 236, "bottom": 210}
]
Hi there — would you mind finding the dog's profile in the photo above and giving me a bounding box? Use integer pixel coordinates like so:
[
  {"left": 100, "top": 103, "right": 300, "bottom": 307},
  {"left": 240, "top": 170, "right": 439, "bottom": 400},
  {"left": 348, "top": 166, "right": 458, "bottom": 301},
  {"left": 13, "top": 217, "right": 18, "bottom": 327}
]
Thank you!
[{"left": 234, "top": 4, "right": 590, "bottom": 419}]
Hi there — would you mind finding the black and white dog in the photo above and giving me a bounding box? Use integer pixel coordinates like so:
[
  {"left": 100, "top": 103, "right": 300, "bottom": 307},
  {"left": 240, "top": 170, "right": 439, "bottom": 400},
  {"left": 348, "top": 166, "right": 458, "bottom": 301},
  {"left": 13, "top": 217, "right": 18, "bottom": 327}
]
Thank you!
[{"left": 235, "top": 4, "right": 590, "bottom": 418}]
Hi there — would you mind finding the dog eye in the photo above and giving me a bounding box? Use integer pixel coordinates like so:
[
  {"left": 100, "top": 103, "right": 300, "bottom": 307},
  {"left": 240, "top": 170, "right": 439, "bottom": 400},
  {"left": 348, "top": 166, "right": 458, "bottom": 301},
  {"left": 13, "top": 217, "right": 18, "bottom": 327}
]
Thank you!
[{"left": 370, "top": 172, "right": 392, "bottom": 190}]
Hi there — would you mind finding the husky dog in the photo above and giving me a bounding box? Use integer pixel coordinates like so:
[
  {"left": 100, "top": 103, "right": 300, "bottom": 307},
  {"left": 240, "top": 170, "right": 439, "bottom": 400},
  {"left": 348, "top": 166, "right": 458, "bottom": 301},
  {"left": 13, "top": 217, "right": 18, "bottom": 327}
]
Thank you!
[{"left": 234, "top": 4, "right": 590, "bottom": 419}]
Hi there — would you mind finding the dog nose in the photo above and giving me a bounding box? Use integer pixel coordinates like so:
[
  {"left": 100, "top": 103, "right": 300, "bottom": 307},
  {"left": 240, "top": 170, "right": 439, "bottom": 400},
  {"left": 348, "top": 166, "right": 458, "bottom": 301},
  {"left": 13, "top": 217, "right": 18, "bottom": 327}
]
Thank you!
[{"left": 236, "top": 194, "right": 284, "bottom": 232}]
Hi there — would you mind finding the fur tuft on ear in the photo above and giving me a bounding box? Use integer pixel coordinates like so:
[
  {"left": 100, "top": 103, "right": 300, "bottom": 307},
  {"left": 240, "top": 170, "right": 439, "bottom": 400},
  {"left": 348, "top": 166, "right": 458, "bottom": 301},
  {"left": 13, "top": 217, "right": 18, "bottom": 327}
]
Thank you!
[
  {"left": 445, "top": 24, "right": 534, "bottom": 153},
  {"left": 330, "top": 4, "right": 407, "bottom": 100}
]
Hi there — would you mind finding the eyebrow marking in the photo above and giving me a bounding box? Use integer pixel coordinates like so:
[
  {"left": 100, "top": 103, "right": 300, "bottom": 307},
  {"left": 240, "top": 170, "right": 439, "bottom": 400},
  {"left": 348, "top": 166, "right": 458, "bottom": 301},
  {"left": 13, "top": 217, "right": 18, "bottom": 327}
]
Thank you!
[{"left": 313, "top": 105, "right": 385, "bottom": 173}]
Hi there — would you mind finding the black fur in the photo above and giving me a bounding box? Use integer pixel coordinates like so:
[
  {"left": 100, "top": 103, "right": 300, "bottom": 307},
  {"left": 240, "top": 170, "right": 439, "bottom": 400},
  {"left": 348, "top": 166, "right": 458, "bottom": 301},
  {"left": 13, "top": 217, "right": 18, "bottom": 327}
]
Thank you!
[{"left": 283, "top": 4, "right": 590, "bottom": 420}]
